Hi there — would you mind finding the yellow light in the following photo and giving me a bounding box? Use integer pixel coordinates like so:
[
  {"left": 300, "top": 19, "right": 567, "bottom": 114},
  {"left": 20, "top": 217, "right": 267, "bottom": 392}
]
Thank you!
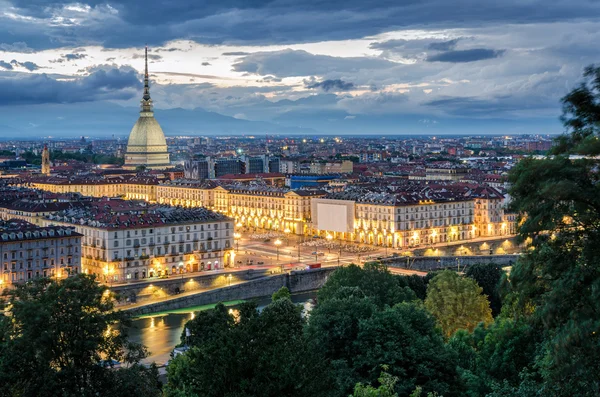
[
  {"left": 326, "top": 234, "right": 333, "bottom": 241},
  {"left": 413, "top": 232, "right": 419, "bottom": 240},
  {"left": 431, "top": 230, "right": 437, "bottom": 237},
  {"left": 284, "top": 228, "right": 291, "bottom": 234},
  {"left": 274, "top": 239, "right": 282, "bottom": 246}
]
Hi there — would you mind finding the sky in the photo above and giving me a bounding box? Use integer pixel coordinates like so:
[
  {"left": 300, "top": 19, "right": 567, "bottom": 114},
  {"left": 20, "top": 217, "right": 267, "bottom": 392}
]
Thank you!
[{"left": 0, "top": 0, "right": 599, "bottom": 135}]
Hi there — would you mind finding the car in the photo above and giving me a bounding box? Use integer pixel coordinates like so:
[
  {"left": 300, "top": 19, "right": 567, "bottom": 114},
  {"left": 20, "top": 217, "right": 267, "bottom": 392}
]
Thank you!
[
  {"left": 311, "top": 251, "right": 318, "bottom": 255},
  {"left": 318, "top": 252, "right": 325, "bottom": 256}
]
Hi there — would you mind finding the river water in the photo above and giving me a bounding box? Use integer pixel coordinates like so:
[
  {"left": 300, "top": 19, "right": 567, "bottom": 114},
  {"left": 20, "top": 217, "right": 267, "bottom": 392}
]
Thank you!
[{"left": 128, "top": 291, "right": 318, "bottom": 365}]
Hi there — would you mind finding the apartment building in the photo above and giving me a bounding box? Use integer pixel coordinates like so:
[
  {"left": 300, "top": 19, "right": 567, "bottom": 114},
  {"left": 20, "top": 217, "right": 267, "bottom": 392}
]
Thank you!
[
  {"left": 42, "top": 199, "right": 234, "bottom": 283},
  {"left": 0, "top": 219, "right": 82, "bottom": 287}
]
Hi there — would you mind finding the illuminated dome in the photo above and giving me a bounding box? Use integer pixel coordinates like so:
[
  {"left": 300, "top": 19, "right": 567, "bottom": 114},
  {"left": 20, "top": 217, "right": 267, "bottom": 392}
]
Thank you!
[{"left": 124, "top": 46, "right": 170, "bottom": 170}]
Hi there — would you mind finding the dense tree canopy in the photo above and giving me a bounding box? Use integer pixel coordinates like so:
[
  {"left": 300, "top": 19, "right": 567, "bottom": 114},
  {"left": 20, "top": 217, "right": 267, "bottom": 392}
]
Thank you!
[
  {"left": 0, "top": 274, "right": 160, "bottom": 397},
  {"left": 165, "top": 300, "right": 331, "bottom": 397},
  {"left": 318, "top": 263, "right": 416, "bottom": 308}
]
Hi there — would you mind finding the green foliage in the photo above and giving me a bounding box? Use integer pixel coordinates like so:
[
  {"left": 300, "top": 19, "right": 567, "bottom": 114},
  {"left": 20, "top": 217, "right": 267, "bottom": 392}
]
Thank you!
[
  {"left": 307, "top": 284, "right": 460, "bottom": 397},
  {"left": 353, "top": 303, "right": 461, "bottom": 396},
  {"left": 319, "top": 263, "right": 416, "bottom": 308},
  {"left": 165, "top": 298, "right": 331, "bottom": 397},
  {"left": 272, "top": 285, "right": 291, "bottom": 301},
  {"left": 351, "top": 367, "right": 399, "bottom": 397},
  {"left": 0, "top": 274, "right": 160, "bottom": 397},
  {"left": 555, "top": 64, "right": 600, "bottom": 155},
  {"left": 397, "top": 274, "right": 428, "bottom": 300},
  {"left": 465, "top": 263, "right": 504, "bottom": 316},
  {"left": 492, "top": 64, "right": 600, "bottom": 395},
  {"left": 425, "top": 270, "right": 493, "bottom": 337}
]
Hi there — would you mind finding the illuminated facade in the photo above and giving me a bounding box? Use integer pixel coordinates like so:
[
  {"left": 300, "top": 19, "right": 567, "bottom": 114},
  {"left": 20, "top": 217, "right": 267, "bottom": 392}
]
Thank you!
[
  {"left": 42, "top": 201, "right": 234, "bottom": 283},
  {"left": 0, "top": 221, "right": 82, "bottom": 287}
]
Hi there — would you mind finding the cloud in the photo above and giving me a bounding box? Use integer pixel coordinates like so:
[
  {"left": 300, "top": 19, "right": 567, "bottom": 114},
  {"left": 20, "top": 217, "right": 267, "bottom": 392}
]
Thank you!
[
  {"left": 426, "top": 49, "right": 505, "bottom": 62},
  {"left": 201, "top": 62, "right": 211, "bottom": 66},
  {"left": 0, "top": 61, "right": 13, "bottom": 70},
  {"left": 64, "top": 53, "right": 87, "bottom": 61},
  {"left": 233, "top": 49, "right": 395, "bottom": 77},
  {"left": 0, "top": 42, "right": 35, "bottom": 53},
  {"left": 51, "top": 53, "right": 88, "bottom": 63},
  {"left": 132, "top": 53, "right": 162, "bottom": 60},
  {"left": 4, "top": 0, "right": 600, "bottom": 50},
  {"left": 222, "top": 52, "right": 250, "bottom": 56},
  {"left": 0, "top": 67, "right": 139, "bottom": 105},
  {"left": 305, "top": 78, "right": 354, "bottom": 91},
  {"left": 9, "top": 60, "right": 40, "bottom": 71},
  {"left": 428, "top": 39, "right": 461, "bottom": 51}
]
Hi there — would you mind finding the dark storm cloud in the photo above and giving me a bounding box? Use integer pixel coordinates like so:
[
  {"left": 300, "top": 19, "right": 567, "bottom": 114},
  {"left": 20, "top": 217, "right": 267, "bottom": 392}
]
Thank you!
[
  {"left": 222, "top": 52, "right": 250, "bottom": 56},
  {"left": 0, "top": 67, "right": 139, "bottom": 105},
  {"left": 233, "top": 49, "right": 394, "bottom": 77},
  {"left": 305, "top": 79, "right": 354, "bottom": 91},
  {"left": 0, "top": 61, "right": 13, "bottom": 70},
  {"left": 426, "top": 49, "right": 505, "bottom": 62},
  {"left": 428, "top": 39, "right": 461, "bottom": 51},
  {"left": 201, "top": 62, "right": 211, "bottom": 66},
  {"left": 3, "top": 1, "right": 600, "bottom": 49}
]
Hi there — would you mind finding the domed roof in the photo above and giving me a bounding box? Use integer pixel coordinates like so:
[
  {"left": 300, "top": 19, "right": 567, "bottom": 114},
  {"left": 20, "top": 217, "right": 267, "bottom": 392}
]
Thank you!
[{"left": 127, "top": 114, "right": 168, "bottom": 149}]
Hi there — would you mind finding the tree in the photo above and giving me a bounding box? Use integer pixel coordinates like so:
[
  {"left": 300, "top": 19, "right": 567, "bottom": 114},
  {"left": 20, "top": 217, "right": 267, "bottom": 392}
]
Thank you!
[
  {"left": 165, "top": 297, "right": 331, "bottom": 397},
  {"left": 465, "top": 263, "right": 504, "bottom": 316},
  {"left": 501, "top": 64, "right": 600, "bottom": 395},
  {"left": 0, "top": 274, "right": 160, "bottom": 397},
  {"left": 424, "top": 270, "right": 493, "bottom": 337},
  {"left": 352, "top": 302, "right": 462, "bottom": 396},
  {"left": 306, "top": 287, "right": 378, "bottom": 395},
  {"left": 351, "top": 367, "right": 398, "bottom": 397},
  {"left": 272, "top": 285, "right": 291, "bottom": 301},
  {"left": 319, "top": 263, "right": 416, "bottom": 308},
  {"left": 554, "top": 64, "right": 600, "bottom": 155}
]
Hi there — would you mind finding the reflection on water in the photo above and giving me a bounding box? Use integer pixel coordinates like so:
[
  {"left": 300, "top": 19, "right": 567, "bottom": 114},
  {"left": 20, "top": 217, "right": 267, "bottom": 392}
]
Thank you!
[{"left": 128, "top": 291, "right": 317, "bottom": 365}]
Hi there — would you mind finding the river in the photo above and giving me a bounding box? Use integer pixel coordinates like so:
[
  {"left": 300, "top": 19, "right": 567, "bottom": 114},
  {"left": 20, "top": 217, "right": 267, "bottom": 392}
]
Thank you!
[{"left": 128, "top": 291, "right": 318, "bottom": 365}]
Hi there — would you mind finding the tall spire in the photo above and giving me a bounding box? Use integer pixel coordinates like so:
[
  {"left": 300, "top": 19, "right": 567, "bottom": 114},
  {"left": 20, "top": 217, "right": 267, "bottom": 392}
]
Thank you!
[{"left": 141, "top": 45, "right": 153, "bottom": 112}]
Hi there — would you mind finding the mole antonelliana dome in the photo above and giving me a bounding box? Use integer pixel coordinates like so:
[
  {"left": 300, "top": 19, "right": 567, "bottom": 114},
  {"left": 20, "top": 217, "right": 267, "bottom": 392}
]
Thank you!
[{"left": 124, "top": 46, "right": 170, "bottom": 170}]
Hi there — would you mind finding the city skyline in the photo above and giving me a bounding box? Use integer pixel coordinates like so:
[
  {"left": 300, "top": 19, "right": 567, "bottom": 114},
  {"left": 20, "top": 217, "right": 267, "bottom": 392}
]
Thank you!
[{"left": 0, "top": 1, "right": 599, "bottom": 136}]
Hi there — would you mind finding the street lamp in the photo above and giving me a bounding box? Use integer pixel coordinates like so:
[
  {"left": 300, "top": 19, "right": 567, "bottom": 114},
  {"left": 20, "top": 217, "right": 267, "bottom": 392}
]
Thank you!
[
  {"left": 326, "top": 234, "right": 333, "bottom": 253},
  {"left": 234, "top": 232, "right": 241, "bottom": 252}
]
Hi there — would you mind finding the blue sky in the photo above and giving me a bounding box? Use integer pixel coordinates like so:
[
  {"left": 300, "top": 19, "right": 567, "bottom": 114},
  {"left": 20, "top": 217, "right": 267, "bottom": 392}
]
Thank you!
[{"left": 0, "top": 0, "right": 599, "bottom": 135}]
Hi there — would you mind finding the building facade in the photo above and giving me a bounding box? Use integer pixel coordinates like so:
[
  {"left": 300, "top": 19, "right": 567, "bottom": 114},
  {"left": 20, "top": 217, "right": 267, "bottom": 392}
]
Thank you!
[
  {"left": 42, "top": 200, "right": 234, "bottom": 283},
  {"left": 0, "top": 220, "right": 82, "bottom": 287}
]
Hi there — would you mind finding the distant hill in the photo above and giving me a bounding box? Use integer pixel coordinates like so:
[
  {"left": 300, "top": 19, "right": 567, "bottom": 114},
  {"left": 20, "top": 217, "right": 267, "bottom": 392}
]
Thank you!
[{"left": 0, "top": 102, "right": 315, "bottom": 139}]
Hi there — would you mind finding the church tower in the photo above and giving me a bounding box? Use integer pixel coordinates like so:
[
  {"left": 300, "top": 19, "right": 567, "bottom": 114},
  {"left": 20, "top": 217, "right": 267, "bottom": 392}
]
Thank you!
[
  {"left": 124, "top": 46, "right": 170, "bottom": 170},
  {"left": 41, "top": 145, "right": 50, "bottom": 175}
]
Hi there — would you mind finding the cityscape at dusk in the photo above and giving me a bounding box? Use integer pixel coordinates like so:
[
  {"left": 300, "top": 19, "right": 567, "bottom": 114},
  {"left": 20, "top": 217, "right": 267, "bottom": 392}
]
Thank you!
[{"left": 1, "top": 1, "right": 599, "bottom": 397}]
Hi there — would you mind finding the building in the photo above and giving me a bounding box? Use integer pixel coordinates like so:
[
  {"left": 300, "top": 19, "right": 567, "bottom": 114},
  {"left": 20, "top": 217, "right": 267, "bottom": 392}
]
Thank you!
[
  {"left": 41, "top": 145, "right": 50, "bottom": 175},
  {"left": 42, "top": 199, "right": 234, "bottom": 283},
  {"left": 310, "top": 185, "right": 512, "bottom": 249},
  {"left": 0, "top": 219, "right": 82, "bottom": 287},
  {"left": 26, "top": 175, "right": 159, "bottom": 202},
  {"left": 309, "top": 160, "right": 353, "bottom": 174},
  {"left": 219, "top": 186, "right": 325, "bottom": 235},
  {"left": 124, "top": 47, "right": 170, "bottom": 170}
]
